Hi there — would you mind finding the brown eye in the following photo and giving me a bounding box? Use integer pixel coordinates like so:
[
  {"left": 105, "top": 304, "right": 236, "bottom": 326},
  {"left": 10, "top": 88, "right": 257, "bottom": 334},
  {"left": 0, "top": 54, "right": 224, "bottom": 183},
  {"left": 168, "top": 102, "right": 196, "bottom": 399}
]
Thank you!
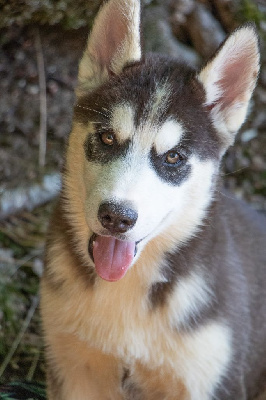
[
  {"left": 165, "top": 151, "right": 181, "bottom": 164},
  {"left": 101, "top": 131, "right": 114, "bottom": 146}
]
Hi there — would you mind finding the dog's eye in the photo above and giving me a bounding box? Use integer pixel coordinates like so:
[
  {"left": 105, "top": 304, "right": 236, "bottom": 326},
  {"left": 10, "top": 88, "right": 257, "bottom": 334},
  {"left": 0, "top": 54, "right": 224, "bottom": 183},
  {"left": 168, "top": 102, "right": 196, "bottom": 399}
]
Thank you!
[
  {"left": 100, "top": 131, "right": 114, "bottom": 146},
  {"left": 165, "top": 151, "right": 182, "bottom": 165}
]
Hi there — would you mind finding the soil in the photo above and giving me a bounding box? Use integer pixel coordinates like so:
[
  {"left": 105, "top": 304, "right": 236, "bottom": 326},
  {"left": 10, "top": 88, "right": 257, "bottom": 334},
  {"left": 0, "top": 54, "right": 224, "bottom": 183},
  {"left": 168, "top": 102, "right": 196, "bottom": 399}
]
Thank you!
[{"left": 0, "top": 25, "right": 87, "bottom": 190}]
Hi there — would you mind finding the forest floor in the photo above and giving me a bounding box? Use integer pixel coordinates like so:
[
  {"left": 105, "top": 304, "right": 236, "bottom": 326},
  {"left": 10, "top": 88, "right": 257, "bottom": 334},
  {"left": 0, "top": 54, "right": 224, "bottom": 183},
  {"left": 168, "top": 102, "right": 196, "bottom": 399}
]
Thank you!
[{"left": 0, "top": 25, "right": 87, "bottom": 384}]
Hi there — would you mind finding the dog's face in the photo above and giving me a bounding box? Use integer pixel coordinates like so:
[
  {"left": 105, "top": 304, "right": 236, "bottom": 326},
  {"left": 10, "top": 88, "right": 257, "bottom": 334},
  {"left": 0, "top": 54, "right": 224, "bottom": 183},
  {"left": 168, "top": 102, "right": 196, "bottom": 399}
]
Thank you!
[
  {"left": 63, "top": 0, "right": 259, "bottom": 281},
  {"left": 75, "top": 61, "right": 221, "bottom": 272}
]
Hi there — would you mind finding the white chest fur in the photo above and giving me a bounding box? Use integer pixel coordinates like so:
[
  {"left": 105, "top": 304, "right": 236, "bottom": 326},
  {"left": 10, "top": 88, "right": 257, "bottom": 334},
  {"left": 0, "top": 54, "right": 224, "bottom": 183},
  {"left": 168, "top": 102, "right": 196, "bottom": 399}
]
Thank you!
[{"left": 44, "top": 252, "right": 232, "bottom": 400}]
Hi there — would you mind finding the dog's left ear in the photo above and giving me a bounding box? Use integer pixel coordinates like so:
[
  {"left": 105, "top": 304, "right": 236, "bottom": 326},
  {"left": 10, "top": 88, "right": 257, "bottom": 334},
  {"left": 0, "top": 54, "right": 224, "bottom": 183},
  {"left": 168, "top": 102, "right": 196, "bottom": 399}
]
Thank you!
[
  {"left": 198, "top": 24, "right": 260, "bottom": 153},
  {"left": 77, "top": 0, "right": 141, "bottom": 94}
]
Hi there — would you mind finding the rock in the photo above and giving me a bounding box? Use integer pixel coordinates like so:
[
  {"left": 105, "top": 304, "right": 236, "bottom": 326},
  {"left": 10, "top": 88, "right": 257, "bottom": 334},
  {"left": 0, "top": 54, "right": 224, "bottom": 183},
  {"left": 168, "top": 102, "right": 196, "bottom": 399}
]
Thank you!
[
  {"left": 186, "top": 3, "right": 226, "bottom": 59},
  {"left": 143, "top": 5, "right": 200, "bottom": 66},
  {"left": 169, "top": 0, "right": 195, "bottom": 46},
  {"left": 170, "top": 0, "right": 195, "bottom": 24},
  {"left": 0, "top": 173, "right": 61, "bottom": 220},
  {"left": 0, "top": 0, "right": 103, "bottom": 29},
  {"left": 253, "top": 111, "right": 266, "bottom": 130},
  {"left": 211, "top": 0, "right": 242, "bottom": 31},
  {"left": 252, "top": 155, "right": 266, "bottom": 171},
  {"left": 0, "top": 248, "right": 15, "bottom": 268},
  {"left": 241, "top": 129, "right": 258, "bottom": 143}
]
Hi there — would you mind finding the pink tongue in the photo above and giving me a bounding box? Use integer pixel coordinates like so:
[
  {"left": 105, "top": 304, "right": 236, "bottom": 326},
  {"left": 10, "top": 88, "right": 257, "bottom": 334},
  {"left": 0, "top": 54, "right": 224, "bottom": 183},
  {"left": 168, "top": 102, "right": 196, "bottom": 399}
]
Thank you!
[{"left": 93, "top": 236, "right": 135, "bottom": 282}]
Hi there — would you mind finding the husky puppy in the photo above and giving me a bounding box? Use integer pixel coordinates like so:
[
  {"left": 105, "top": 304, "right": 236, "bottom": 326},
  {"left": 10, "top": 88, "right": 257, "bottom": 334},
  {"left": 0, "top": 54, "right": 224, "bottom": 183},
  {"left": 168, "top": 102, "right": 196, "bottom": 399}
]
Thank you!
[{"left": 41, "top": 1, "right": 266, "bottom": 399}]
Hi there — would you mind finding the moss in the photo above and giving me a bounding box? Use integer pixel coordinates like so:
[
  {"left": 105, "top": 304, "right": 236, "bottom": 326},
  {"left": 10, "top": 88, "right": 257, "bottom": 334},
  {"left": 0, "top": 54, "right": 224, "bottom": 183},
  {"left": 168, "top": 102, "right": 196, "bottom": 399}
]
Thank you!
[
  {"left": 0, "top": 0, "right": 155, "bottom": 30},
  {"left": 0, "top": 0, "right": 102, "bottom": 30},
  {"left": 240, "top": 0, "right": 266, "bottom": 27}
]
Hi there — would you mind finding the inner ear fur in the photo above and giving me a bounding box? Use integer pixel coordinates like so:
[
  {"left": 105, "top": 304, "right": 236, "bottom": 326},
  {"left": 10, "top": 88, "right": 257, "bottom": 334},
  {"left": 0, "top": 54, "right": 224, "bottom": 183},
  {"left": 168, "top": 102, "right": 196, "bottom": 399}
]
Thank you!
[
  {"left": 77, "top": 0, "right": 142, "bottom": 95},
  {"left": 197, "top": 23, "right": 260, "bottom": 152}
]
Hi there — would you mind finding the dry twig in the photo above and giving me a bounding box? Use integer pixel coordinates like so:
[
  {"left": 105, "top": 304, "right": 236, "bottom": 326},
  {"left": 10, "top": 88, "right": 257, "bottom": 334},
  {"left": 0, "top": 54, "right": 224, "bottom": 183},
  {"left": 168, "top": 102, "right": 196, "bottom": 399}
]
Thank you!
[
  {"left": 35, "top": 27, "right": 47, "bottom": 168},
  {"left": 0, "top": 296, "right": 39, "bottom": 379}
]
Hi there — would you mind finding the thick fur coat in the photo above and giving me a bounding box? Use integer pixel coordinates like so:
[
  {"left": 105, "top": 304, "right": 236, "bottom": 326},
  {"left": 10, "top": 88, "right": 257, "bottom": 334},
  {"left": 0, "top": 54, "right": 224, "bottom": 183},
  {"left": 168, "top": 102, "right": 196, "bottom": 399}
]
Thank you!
[{"left": 41, "top": 1, "right": 266, "bottom": 399}]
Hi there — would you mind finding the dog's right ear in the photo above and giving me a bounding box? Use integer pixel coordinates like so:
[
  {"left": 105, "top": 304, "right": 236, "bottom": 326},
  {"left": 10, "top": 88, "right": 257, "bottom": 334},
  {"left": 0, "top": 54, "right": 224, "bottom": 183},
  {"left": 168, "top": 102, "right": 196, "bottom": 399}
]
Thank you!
[{"left": 77, "top": 0, "right": 142, "bottom": 95}]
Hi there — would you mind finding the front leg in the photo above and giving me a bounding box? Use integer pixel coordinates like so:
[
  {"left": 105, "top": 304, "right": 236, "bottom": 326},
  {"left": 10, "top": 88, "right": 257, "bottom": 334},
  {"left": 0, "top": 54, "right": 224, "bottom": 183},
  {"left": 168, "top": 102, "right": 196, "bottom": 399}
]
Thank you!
[{"left": 45, "top": 333, "right": 124, "bottom": 400}]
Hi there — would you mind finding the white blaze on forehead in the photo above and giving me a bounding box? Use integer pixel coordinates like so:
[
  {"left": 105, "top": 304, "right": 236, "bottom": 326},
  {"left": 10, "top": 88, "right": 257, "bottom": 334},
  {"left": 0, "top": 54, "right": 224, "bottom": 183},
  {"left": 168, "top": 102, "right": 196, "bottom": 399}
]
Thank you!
[
  {"left": 155, "top": 120, "right": 184, "bottom": 155},
  {"left": 149, "top": 83, "right": 171, "bottom": 122},
  {"left": 109, "top": 83, "right": 173, "bottom": 149},
  {"left": 111, "top": 103, "right": 135, "bottom": 142}
]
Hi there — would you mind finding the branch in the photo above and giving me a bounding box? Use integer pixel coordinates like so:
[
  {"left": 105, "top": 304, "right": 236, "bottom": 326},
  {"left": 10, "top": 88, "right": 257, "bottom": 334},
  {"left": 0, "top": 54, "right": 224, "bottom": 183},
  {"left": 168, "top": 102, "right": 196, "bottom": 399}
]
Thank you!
[
  {"left": 0, "top": 296, "right": 39, "bottom": 379},
  {"left": 35, "top": 27, "right": 47, "bottom": 168}
]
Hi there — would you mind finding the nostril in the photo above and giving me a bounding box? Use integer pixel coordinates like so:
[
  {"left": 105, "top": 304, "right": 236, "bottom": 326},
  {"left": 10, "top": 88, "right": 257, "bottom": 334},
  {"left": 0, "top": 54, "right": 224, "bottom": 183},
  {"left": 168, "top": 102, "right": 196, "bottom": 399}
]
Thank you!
[
  {"left": 98, "top": 201, "right": 138, "bottom": 233},
  {"left": 103, "top": 215, "right": 112, "bottom": 223}
]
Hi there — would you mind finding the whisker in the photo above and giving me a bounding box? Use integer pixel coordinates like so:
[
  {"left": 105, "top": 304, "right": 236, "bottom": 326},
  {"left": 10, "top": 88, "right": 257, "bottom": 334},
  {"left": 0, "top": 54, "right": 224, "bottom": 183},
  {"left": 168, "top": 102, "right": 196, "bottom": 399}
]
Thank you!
[
  {"left": 221, "top": 166, "right": 248, "bottom": 176},
  {"left": 214, "top": 189, "right": 236, "bottom": 201},
  {"left": 94, "top": 103, "right": 111, "bottom": 115},
  {"left": 75, "top": 121, "right": 103, "bottom": 127},
  {"left": 76, "top": 104, "right": 109, "bottom": 118}
]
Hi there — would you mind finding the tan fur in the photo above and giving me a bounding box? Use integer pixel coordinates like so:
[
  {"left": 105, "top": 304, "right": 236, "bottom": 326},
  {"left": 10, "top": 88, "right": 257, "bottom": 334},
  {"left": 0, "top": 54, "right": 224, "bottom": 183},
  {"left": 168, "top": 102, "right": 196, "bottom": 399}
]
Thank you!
[
  {"left": 46, "top": 332, "right": 124, "bottom": 400},
  {"left": 42, "top": 216, "right": 231, "bottom": 399}
]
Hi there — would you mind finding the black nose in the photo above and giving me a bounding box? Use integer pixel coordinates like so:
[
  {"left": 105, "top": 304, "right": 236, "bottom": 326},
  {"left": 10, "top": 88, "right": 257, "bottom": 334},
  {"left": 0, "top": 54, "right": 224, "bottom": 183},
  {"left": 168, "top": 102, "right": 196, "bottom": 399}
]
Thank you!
[{"left": 98, "top": 201, "right": 138, "bottom": 234}]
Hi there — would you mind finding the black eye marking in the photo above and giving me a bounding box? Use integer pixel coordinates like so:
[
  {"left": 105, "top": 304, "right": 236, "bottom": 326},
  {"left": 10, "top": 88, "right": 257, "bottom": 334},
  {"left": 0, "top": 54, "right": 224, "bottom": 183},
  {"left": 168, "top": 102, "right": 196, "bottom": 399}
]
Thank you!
[
  {"left": 84, "top": 126, "right": 130, "bottom": 164},
  {"left": 150, "top": 147, "right": 191, "bottom": 186}
]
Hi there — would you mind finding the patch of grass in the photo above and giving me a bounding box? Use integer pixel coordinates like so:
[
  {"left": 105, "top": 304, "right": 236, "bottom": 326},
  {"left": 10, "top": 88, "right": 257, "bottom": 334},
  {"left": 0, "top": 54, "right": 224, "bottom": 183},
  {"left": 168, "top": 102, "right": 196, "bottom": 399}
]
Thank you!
[
  {"left": 240, "top": 0, "right": 266, "bottom": 27},
  {"left": 0, "top": 204, "right": 52, "bottom": 384},
  {"left": 0, "top": 0, "right": 102, "bottom": 30}
]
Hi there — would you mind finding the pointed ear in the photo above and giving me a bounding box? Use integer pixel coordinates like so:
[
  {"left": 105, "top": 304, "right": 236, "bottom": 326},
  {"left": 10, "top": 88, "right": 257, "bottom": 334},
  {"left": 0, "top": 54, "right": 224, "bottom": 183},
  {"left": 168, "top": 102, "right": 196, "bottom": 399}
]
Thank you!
[
  {"left": 77, "top": 0, "right": 142, "bottom": 94},
  {"left": 197, "top": 24, "right": 260, "bottom": 151}
]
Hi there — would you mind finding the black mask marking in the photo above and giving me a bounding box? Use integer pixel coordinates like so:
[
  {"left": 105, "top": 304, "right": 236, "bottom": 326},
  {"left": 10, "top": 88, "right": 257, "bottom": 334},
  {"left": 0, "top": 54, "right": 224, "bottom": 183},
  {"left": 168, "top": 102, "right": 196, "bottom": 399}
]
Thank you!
[
  {"left": 84, "top": 127, "right": 131, "bottom": 164},
  {"left": 149, "top": 147, "right": 191, "bottom": 186}
]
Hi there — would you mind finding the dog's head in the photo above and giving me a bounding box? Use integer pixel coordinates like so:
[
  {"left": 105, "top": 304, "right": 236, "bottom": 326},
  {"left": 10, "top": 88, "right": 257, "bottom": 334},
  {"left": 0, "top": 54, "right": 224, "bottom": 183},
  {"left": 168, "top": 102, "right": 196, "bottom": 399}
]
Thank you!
[{"left": 63, "top": 0, "right": 260, "bottom": 282}]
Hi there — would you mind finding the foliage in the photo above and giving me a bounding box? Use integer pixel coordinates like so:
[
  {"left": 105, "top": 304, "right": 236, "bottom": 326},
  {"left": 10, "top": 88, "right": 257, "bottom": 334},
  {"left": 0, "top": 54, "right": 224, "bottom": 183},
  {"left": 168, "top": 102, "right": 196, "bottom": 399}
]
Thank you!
[
  {"left": 0, "top": 206, "right": 51, "bottom": 384},
  {"left": 0, "top": 381, "right": 46, "bottom": 399},
  {"left": 0, "top": 0, "right": 102, "bottom": 30},
  {"left": 240, "top": 0, "right": 266, "bottom": 27}
]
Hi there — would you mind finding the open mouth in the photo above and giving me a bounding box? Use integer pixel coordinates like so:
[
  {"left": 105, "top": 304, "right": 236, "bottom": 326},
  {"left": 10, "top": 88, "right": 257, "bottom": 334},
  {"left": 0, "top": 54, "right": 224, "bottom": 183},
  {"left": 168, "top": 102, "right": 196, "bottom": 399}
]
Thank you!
[{"left": 88, "top": 234, "right": 139, "bottom": 282}]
